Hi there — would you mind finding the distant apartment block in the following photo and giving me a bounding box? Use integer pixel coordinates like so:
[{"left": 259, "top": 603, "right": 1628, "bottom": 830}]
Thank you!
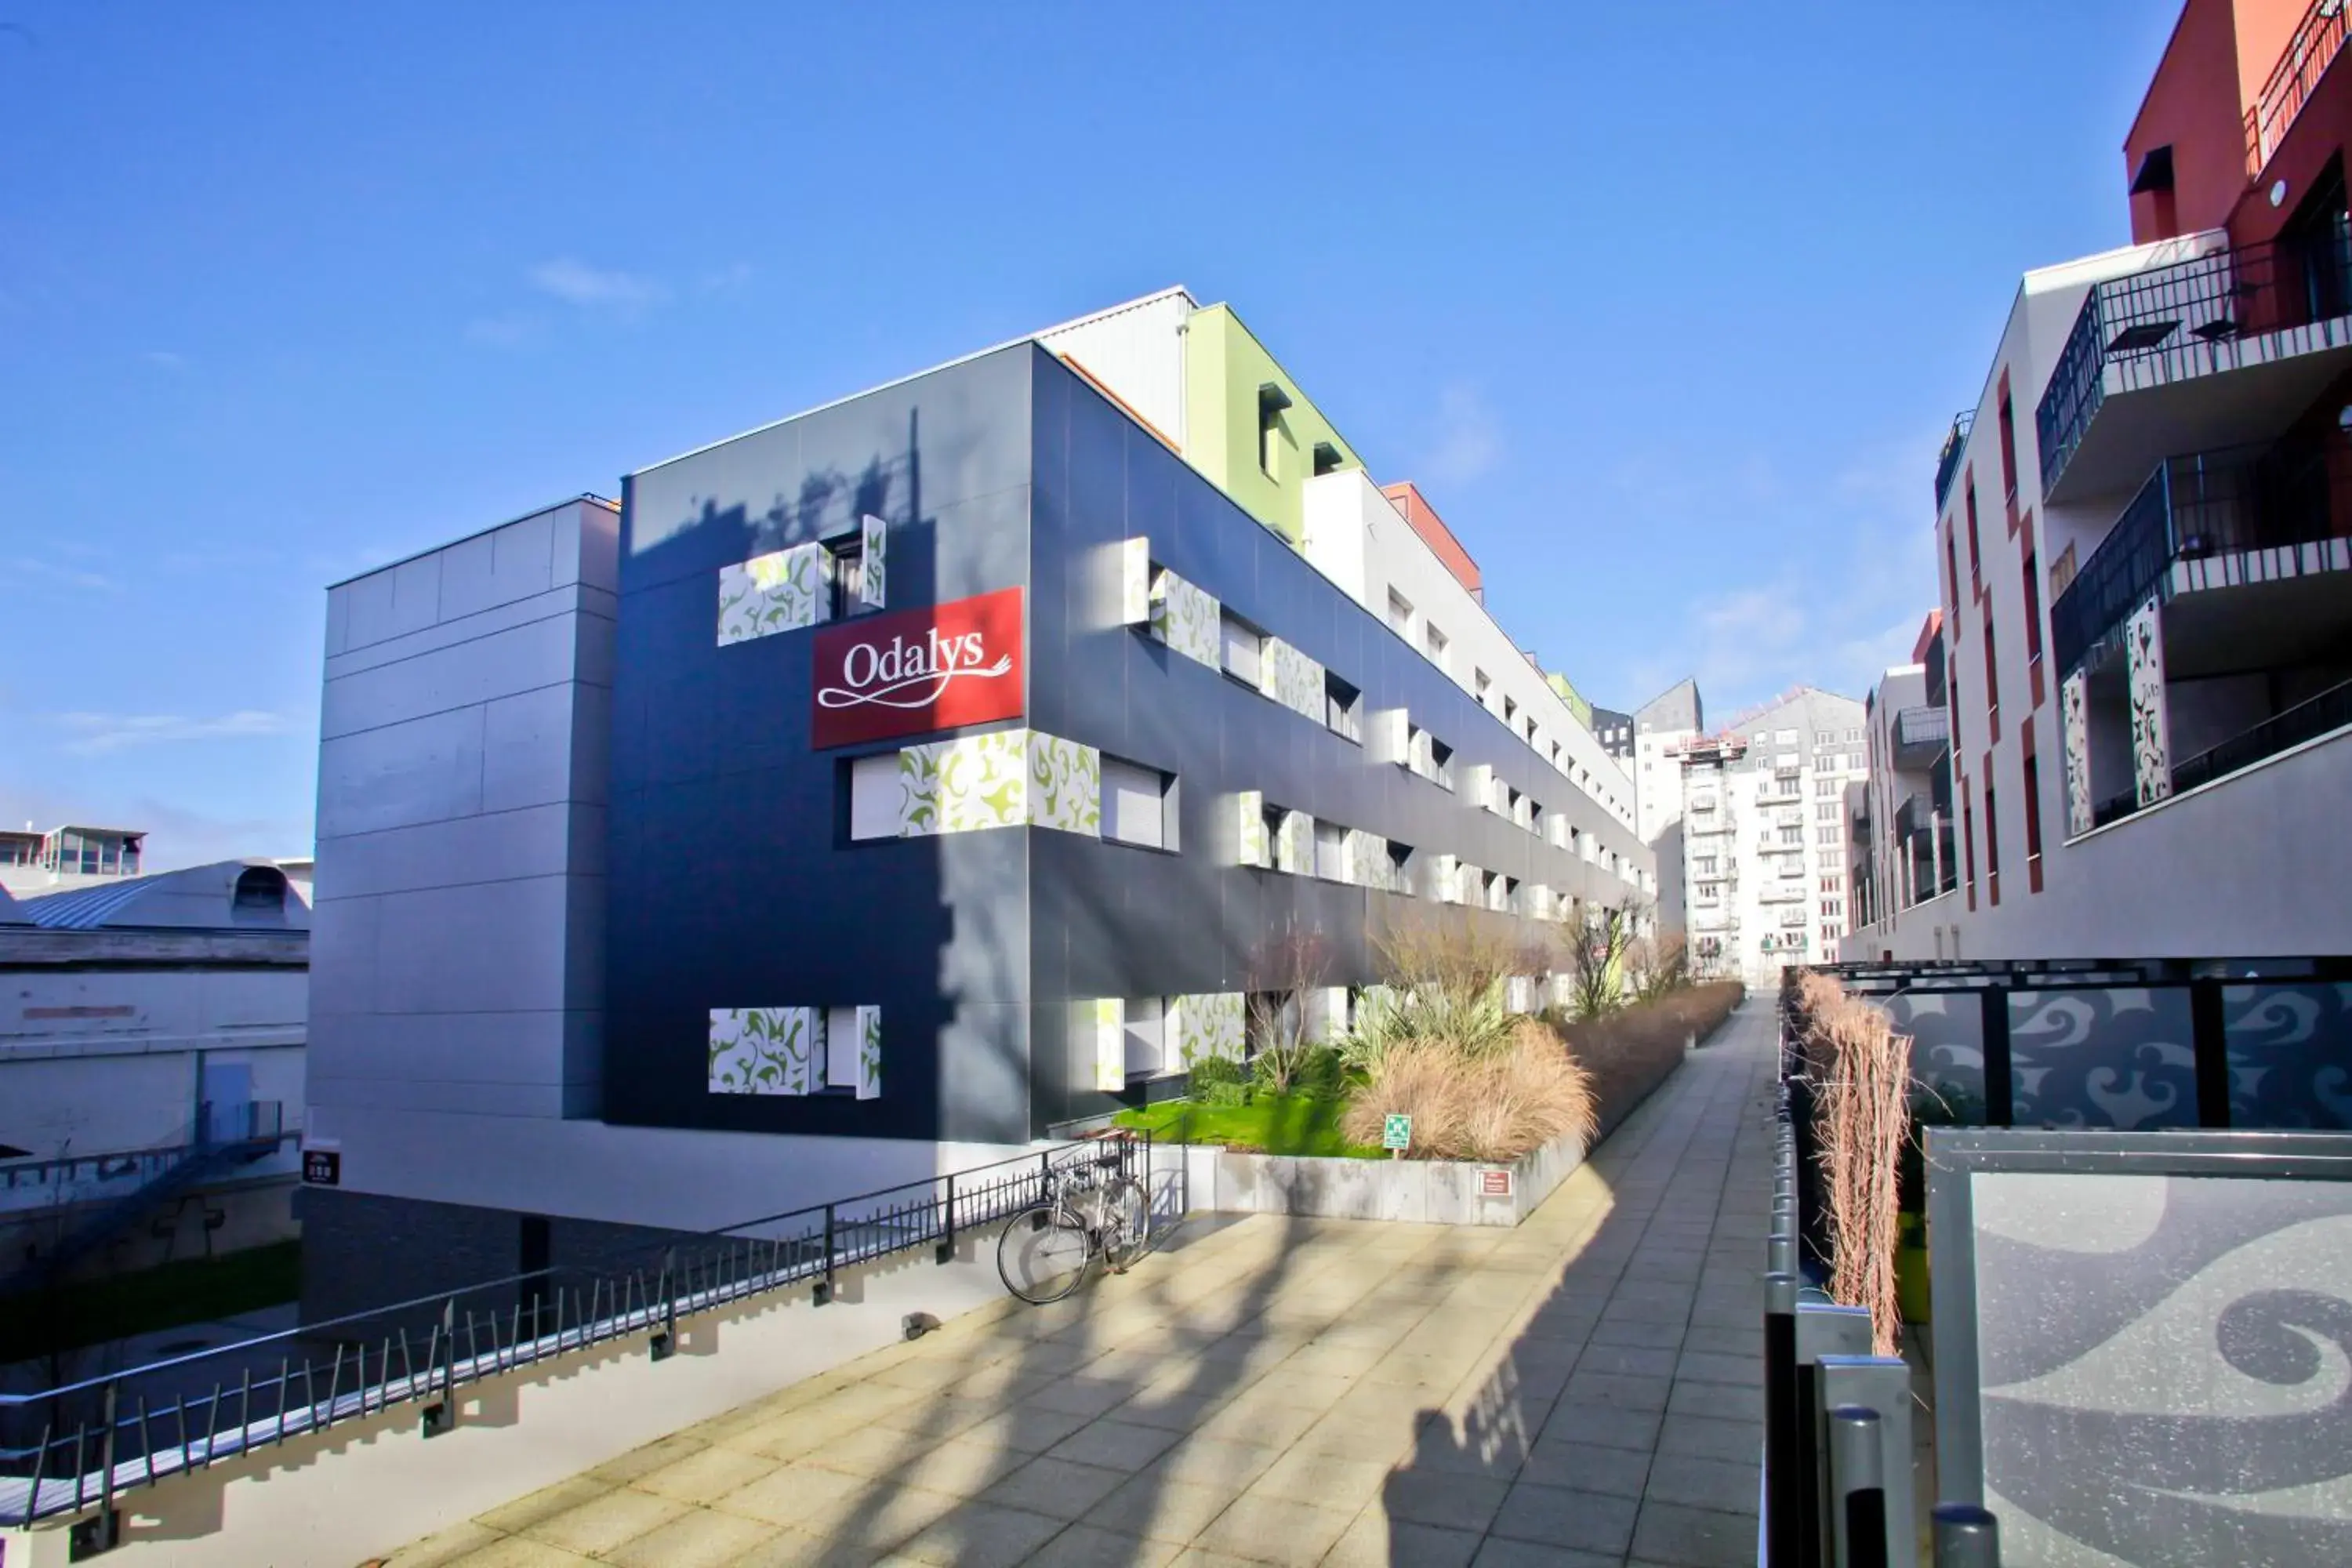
[
  {"left": 1678, "top": 688, "right": 1867, "bottom": 985},
  {"left": 1848, "top": 0, "right": 2352, "bottom": 961}
]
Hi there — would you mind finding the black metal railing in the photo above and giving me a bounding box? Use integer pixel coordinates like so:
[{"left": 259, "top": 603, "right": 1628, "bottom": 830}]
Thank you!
[
  {"left": 2090, "top": 675, "right": 2352, "bottom": 831},
  {"left": 2050, "top": 443, "right": 2340, "bottom": 677},
  {"left": 2247, "top": 0, "right": 2351, "bottom": 176},
  {"left": 2037, "top": 221, "right": 2352, "bottom": 496},
  {"left": 0, "top": 1133, "right": 1150, "bottom": 1535},
  {"left": 1935, "top": 408, "right": 1975, "bottom": 512},
  {"left": 1893, "top": 705, "right": 1949, "bottom": 755}
]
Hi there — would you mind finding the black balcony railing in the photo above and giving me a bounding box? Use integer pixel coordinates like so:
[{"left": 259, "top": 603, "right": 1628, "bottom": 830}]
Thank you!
[
  {"left": 2247, "top": 0, "right": 2351, "bottom": 176},
  {"left": 2036, "top": 221, "right": 2352, "bottom": 496},
  {"left": 2049, "top": 442, "right": 2339, "bottom": 677},
  {"left": 2091, "top": 674, "right": 2352, "bottom": 832},
  {"left": 1934, "top": 408, "right": 1975, "bottom": 512},
  {"left": 1893, "top": 704, "right": 1949, "bottom": 754}
]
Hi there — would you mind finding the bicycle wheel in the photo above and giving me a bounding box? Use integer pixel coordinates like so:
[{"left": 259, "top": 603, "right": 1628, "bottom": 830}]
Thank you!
[
  {"left": 997, "top": 1202, "right": 1094, "bottom": 1305},
  {"left": 1100, "top": 1175, "right": 1152, "bottom": 1273}
]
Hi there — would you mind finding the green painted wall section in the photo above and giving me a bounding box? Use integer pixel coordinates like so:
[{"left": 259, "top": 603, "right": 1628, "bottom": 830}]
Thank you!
[
  {"left": 1182, "top": 303, "right": 1361, "bottom": 546},
  {"left": 1545, "top": 671, "right": 1595, "bottom": 730}
]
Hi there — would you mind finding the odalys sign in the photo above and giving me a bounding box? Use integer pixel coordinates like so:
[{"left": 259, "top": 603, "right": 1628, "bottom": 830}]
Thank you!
[{"left": 811, "top": 586, "right": 1024, "bottom": 746}]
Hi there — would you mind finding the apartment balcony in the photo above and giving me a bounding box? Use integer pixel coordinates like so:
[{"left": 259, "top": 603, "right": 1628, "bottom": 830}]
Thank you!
[
  {"left": 2037, "top": 223, "right": 2352, "bottom": 504},
  {"left": 2092, "top": 673, "right": 2352, "bottom": 830},
  {"left": 2051, "top": 442, "right": 2352, "bottom": 679},
  {"left": 1933, "top": 408, "right": 1974, "bottom": 511},
  {"left": 1892, "top": 705, "right": 1949, "bottom": 768},
  {"left": 2246, "top": 0, "right": 2350, "bottom": 176},
  {"left": 1758, "top": 884, "right": 1805, "bottom": 906}
]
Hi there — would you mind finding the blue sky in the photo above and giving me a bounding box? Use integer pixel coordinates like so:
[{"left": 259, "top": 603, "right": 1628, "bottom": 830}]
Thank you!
[{"left": 0, "top": 2, "right": 2182, "bottom": 868}]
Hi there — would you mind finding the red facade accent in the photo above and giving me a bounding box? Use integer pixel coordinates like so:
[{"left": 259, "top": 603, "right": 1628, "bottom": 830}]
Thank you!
[
  {"left": 1380, "top": 482, "right": 1483, "bottom": 601},
  {"left": 810, "top": 587, "right": 1025, "bottom": 748}
]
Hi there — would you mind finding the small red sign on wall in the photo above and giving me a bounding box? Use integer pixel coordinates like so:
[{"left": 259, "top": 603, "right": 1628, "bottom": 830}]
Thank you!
[
  {"left": 811, "top": 587, "right": 1025, "bottom": 748},
  {"left": 1480, "top": 1167, "right": 1514, "bottom": 1198}
]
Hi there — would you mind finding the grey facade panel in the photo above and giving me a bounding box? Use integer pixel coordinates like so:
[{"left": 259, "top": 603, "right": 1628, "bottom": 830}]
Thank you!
[
  {"left": 315, "top": 705, "right": 488, "bottom": 840},
  {"left": 320, "top": 614, "right": 586, "bottom": 741}
]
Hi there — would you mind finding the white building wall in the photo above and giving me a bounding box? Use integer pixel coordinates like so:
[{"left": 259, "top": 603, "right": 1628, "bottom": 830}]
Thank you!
[
  {"left": 1302, "top": 468, "right": 1641, "bottom": 849},
  {"left": 1035, "top": 289, "right": 1194, "bottom": 452}
]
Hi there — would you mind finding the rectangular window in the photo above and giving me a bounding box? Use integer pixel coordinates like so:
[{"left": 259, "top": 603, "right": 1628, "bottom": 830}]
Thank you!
[
  {"left": 1815, "top": 802, "right": 1839, "bottom": 821},
  {"left": 1819, "top": 874, "right": 1842, "bottom": 892},
  {"left": 824, "top": 1006, "right": 862, "bottom": 1090},
  {"left": 1815, "top": 777, "right": 1838, "bottom": 797},
  {"left": 1325, "top": 671, "right": 1363, "bottom": 742},
  {"left": 1962, "top": 783, "right": 1977, "bottom": 911},
  {"left": 1430, "top": 739, "right": 1455, "bottom": 791},
  {"left": 1258, "top": 383, "right": 1288, "bottom": 477},
  {"left": 2023, "top": 549, "right": 2044, "bottom": 671},
  {"left": 848, "top": 753, "right": 902, "bottom": 841},
  {"left": 1983, "top": 603, "right": 2000, "bottom": 742},
  {"left": 1475, "top": 669, "right": 1492, "bottom": 706},
  {"left": 1424, "top": 622, "right": 1448, "bottom": 673},
  {"left": 1503, "top": 695, "right": 1518, "bottom": 728},
  {"left": 2023, "top": 750, "right": 2045, "bottom": 893},
  {"left": 1779, "top": 826, "right": 1803, "bottom": 845},
  {"left": 1984, "top": 777, "right": 2002, "bottom": 906},
  {"left": 1220, "top": 611, "right": 1263, "bottom": 686},
  {"left": 1997, "top": 378, "right": 2018, "bottom": 505},
  {"left": 1695, "top": 856, "right": 1718, "bottom": 875},
  {"left": 1102, "top": 757, "right": 1175, "bottom": 850},
  {"left": 1314, "top": 818, "right": 1347, "bottom": 881},
  {"left": 1965, "top": 476, "right": 1983, "bottom": 596},
  {"left": 1124, "top": 996, "right": 1166, "bottom": 1076},
  {"left": 1697, "top": 882, "right": 1722, "bottom": 902},
  {"left": 1944, "top": 521, "right": 1962, "bottom": 621},
  {"left": 826, "top": 537, "right": 866, "bottom": 619},
  {"left": 1815, "top": 826, "right": 1840, "bottom": 845},
  {"left": 1388, "top": 840, "right": 1417, "bottom": 896},
  {"left": 1386, "top": 589, "right": 1414, "bottom": 636}
]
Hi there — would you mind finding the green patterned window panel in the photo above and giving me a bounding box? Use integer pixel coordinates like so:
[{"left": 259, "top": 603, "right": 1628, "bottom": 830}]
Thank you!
[
  {"left": 1028, "top": 731, "right": 1102, "bottom": 836},
  {"left": 1236, "top": 790, "right": 1271, "bottom": 868},
  {"left": 1344, "top": 828, "right": 1393, "bottom": 891},
  {"left": 2062, "top": 669, "right": 2092, "bottom": 837},
  {"left": 1149, "top": 568, "right": 1221, "bottom": 668},
  {"left": 1084, "top": 998, "right": 1125, "bottom": 1091},
  {"left": 709, "top": 1006, "right": 817, "bottom": 1095},
  {"left": 1118, "top": 539, "right": 1152, "bottom": 626},
  {"left": 855, "top": 1004, "right": 882, "bottom": 1100},
  {"left": 858, "top": 514, "right": 887, "bottom": 610},
  {"left": 1171, "top": 992, "right": 1246, "bottom": 1067},
  {"left": 896, "top": 729, "right": 1101, "bottom": 838},
  {"left": 717, "top": 543, "right": 832, "bottom": 647},
  {"left": 1258, "top": 637, "right": 1327, "bottom": 721},
  {"left": 1274, "top": 809, "right": 1313, "bottom": 876}
]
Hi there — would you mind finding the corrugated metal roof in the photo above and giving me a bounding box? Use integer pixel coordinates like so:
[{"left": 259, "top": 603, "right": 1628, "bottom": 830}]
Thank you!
[{"left": 15, "top": 876, "right": 160, "bottom": 930}]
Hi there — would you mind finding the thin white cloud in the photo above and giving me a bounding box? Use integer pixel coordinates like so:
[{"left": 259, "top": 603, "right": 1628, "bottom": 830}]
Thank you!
[
  {"left": 142, "top": 350, "right": 188, "bottom": 372},
  {"left": 528, "top": 258, "right": 669, "bottom": 310},
  {"left": 10, "top": 557, "right": 118, "bottom": 591},
  {"left": 1421, "top": 383, "right": 1502, "bottom": 488},
  {"left": 49, "top": 710, "right": 289, "bottom": 756}
]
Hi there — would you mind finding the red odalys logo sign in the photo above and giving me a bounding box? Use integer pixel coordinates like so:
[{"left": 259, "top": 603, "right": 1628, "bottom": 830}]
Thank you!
[{"left": 811, "top": 587, "right": 1024, "bottom": 746}]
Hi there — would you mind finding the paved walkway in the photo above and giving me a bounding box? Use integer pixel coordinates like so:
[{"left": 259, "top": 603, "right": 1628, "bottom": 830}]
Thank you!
[{"left": 387, "top": 1004, "right": 1777, "bottom": 1568}]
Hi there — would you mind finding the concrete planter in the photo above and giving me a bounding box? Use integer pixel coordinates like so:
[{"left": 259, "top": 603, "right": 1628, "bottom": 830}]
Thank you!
[{"left": 1174, "top": 1119, "right": 1589, "bottom": 1228}]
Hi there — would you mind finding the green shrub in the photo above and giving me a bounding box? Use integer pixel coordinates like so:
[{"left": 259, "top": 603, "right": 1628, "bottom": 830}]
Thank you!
[{"left": 1189, "top": 1052, "right": 1250, "bottom": 1108}]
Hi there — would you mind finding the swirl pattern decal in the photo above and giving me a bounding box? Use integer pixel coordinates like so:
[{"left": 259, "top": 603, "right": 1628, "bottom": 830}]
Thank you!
[
  {"left": 717, "top": 543, "right": 829, "bottom": 646},
  {"left": 858, "top": 514, "right": 887, "bottom": 610},
  {"left": 2062, "top": 669, "right": 2092, "bottom": 837},
  {"left": 2226, "top": 983, "right": 2352, "bottom": 1131},
  {"left": 708, "top": 1006, "right": 815, "bottom": 1095},
  {"left": 2126, "top": 593, "right": 2172, "bottom": 808},
  {"left": 2009, "top": 987, "right": 2198, "bottom": 1131},
  {"left": 1970, "top": 1172, "right": 2352, "bottom": 1564},
  {"left": 1887, "top": 990, "right": 1988, "bottom": 1123},
  {"left": 1149, "top": 567, "right": 1221, "bottom": 668},
  {"left": 1171, "top": 993, "right": 1245, "bottom": 1066}
]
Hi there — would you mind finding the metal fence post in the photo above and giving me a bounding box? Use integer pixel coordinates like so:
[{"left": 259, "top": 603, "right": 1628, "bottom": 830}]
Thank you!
[
  {"left": 1763, "top": 1272, "right": 1800, "bottom": 1568},
  {"left": 936, "top": 1174, "right": 957, "bottom": 1265},
  {"left": 67, "top": 1380, "right": 124, "bottom": 1556},
  {"left": 422, "top": 1298, "right": 456, "bottom": 1437},
  {"left": 1932, "top": 1502, "right": 2002, "bottom": 1567},
  {"left": 653, "top": 1247, "right": 678, "bottom": 1360},
  {"left": 1828, "top": 1405, "right": 1889, "bottom": 1568},
  {"left": 815, "top": 1204, "right": 836, "bottom": 1306}
]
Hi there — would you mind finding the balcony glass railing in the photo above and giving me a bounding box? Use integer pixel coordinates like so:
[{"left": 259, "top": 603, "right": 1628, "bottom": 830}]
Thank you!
[
  {"left": 1893, "top": 705, "right": 1949, "bottom": 753},
  {"left": 2036, "top": 221, "right": 2352, "bottom": 495},
  {"left": 2050, "top": 442, "right": 2340, "bottom": 677},
  {"left": 2247, "top": 0, "right": 2350, "bottom": 176},
  {"left": 1934, "top": 408, "right": 1975, "bottom": 512}
]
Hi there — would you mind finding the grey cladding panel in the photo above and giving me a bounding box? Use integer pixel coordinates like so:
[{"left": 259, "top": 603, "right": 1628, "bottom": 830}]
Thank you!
[
  {"left": 320, "top": 614, "right": 584, "bottom": 740},
  {"left": 317, "top": 706, "right": 487, "bottom": 838},
  {"left": 372, "top": 877, "right": 577, "bottom": 1016},
  {"left": 437, "top": 510, "right": 557, "bottom": 622}
]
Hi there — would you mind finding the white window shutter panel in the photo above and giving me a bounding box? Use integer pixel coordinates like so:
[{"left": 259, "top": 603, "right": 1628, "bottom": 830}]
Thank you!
[{"left": 1091, "top": 999, "right": 1125, "bottom": 1091}]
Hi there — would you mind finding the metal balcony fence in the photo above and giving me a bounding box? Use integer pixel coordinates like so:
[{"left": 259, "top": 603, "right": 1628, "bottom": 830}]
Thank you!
[
  {"left": 0, "top": 1134, "right": 1151, "bottom": 1536},
  {"left": 2049, "top": 442, "right": 2339, "bottom": 677},
  {"left": 2247, "top": 0, "right": 2351, "bottom": 176},
  {"left": 1933, "top": 408, "right": 1975, "bottom": 512},
  {"left": 1893, "top": 704, "right": 1948, "bottom": 753},
  {"left": 2037, "top": 220, "right": 2352, "bottom": 496}
]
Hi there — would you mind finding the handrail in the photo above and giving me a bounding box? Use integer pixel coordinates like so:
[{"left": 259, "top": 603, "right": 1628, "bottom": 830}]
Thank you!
[
  {"left": 2246, "top": 0, "right": 2351, "bottom": 176},
  {"left": 0, "top": 1131, "right": 1154, "bottom": 1534}
]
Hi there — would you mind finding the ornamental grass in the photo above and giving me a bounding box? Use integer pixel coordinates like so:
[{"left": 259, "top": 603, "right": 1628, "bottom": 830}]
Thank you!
[{"left": 1795, "top": 971, "right": 1912, "bottom": 1356}]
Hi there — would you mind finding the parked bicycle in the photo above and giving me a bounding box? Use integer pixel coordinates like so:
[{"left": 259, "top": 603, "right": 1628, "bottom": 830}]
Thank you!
[{"left": 996, "top": 1136, "right": 1152, "bottom": 1305}]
